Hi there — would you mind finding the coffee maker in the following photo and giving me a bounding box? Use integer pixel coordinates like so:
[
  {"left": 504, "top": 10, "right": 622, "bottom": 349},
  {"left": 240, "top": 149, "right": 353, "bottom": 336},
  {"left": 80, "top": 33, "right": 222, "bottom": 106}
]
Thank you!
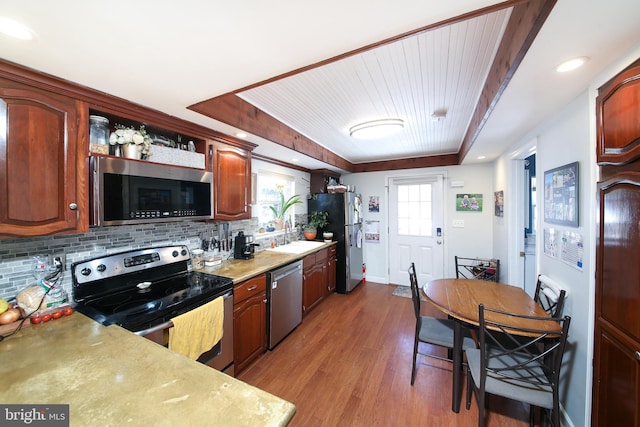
[{"left": 234, "top": 231, "right": 257, "bottom": 260}]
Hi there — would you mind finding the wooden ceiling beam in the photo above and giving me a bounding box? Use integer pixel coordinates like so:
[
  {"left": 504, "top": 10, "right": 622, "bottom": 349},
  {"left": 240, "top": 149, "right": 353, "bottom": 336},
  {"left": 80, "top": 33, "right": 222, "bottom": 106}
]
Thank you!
[
  {"left": 350, "top": 154, "right": 460, "bottom": 173},
  {"left": 189, "top": 94, "right": 353, "bottom": 171},
  {"left": 457, "top": 0, "right": 557, "bottom": 162}
]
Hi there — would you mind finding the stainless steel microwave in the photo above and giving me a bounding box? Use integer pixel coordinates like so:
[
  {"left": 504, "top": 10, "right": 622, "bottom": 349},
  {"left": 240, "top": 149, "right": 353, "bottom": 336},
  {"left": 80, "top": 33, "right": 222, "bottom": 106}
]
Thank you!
[{"left": 90, "top": 156, "right": 213, "bottom": 226}]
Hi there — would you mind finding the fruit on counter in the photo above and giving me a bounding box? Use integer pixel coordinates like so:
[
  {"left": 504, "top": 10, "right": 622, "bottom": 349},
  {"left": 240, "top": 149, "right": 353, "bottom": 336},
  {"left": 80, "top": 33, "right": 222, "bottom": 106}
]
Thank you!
[
  {"left": 0, "top": 298, "right": 9, "bottom": 314},
  {"left": 30, "top": 306, "right": 74, "bottom": 324},
  {"left": 0, "top": 308, "right": 21, "bottom": 325}
]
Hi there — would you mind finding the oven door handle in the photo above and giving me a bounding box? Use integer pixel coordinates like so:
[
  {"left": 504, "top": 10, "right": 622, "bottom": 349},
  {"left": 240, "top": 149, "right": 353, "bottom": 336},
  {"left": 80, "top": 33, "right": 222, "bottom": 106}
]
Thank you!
[{"left": 132, "top": 290, "right": 233, "bottom": 337}]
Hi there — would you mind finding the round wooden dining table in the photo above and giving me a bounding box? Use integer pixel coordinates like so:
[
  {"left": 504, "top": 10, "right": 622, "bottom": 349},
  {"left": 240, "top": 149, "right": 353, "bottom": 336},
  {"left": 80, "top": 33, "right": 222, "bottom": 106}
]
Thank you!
[{"left": 422, "top": 278, "right": 561, "bottom": 413}]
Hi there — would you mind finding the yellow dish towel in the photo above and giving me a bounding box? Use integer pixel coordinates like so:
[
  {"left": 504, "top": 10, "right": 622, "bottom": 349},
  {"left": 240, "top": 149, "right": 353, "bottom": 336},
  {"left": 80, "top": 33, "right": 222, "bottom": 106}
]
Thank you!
[{"left": 168, "top": 296, "right": 224, "bottom": 360}]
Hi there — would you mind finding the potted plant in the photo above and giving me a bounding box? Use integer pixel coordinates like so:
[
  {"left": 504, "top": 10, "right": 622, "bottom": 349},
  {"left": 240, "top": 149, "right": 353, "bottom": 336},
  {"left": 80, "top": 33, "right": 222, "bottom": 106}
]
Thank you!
[
  {"left": 305, "top": 211, "right": 329, "bottom": 240},
  {"left": 269, "top": 191, "right": 301, "bottom": 230}
]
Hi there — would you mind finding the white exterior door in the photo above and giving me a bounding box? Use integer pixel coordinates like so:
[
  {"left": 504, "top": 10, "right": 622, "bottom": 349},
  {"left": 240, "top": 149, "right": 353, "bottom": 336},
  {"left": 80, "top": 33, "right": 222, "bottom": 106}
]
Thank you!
[{"left": 388, "top": 175, "right": 444, "bottom": 286}]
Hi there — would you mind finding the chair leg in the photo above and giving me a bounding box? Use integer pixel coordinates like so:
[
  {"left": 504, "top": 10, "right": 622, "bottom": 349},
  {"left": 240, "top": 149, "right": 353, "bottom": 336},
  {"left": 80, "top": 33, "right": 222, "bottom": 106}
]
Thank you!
[
  {"left": 477, "top": 388, "right": 485, "bottom": 427},
  {"left": 411, "top": 336, "right": 418, "bottom": 385},
  {"left": 466, "top": 368, "right": 473, "bottom": 409},
  {"left": 529, "top": 405, "right": 535, "bottom": 427}
]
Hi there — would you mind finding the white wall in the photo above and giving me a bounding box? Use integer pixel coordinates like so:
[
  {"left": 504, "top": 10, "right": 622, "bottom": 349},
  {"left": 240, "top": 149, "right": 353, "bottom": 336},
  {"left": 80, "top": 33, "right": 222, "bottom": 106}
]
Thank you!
[
  {"left": 492, "top": 42, "right": 640, "bottom": 427},
  {"left": 342, "top": 164, "right": 495, "bottom": 284},
  {"left": 535, "top": 92, "right": 593, "bottom": 427}
]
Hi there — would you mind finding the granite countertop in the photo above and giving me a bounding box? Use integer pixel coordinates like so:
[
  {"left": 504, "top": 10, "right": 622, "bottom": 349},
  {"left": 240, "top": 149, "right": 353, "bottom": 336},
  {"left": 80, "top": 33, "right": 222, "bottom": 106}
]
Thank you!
[
  {"left": 0, "top": 314, "right": 296, "bottom": 426},
  {"left": 200, "top": 240, "right": 336, "bottom": 283}
]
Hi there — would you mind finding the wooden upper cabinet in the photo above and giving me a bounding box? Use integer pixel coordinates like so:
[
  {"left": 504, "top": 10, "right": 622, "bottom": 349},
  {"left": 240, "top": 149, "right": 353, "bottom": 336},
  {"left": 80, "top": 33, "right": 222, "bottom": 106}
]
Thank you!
[
  {"left": 0, "top": 79, "right": 87, "bottom": 238},
  {"left": 596, "top": 58, "right": 640, "bottom": 165},
  {"left": 209, "top": 140, "right": 252, "bottom": 221}
]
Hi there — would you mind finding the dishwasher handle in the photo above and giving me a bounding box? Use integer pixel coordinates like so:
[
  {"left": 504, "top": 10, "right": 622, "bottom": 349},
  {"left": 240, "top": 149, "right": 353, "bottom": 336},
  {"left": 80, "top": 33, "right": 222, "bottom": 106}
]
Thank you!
[{"left": 271, "top": 261, "right": 302, "bottom": 283}]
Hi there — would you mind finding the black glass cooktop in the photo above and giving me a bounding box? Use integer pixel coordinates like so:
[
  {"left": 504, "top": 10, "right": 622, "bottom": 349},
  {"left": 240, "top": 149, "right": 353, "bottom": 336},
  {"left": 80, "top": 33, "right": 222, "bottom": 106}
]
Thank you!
[{"left": 74, "top": 271, "right": 233, "bottom": 332}]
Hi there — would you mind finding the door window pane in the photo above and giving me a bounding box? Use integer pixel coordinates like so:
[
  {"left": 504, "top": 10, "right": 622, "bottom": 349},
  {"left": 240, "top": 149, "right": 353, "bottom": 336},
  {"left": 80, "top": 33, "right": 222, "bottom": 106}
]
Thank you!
[{"left": 397, "top": 183, "right": 433, "bottom": 236}]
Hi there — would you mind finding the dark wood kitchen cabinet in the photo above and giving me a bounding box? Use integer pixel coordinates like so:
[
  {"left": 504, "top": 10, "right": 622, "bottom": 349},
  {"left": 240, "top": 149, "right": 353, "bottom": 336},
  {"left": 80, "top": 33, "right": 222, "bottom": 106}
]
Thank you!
[
  {"left": 0, "top": 77, "right": 88, "bottom": 238},
  {"left": 596, "top": 57, "right": 640, "bottom": 165},
  {"left": 303, "top": 247, "right": 336, "bottom": 316},
  {"left": 233, "top": 273, "right": 267, "bottom": 374},
  {"left": 592, "top": 58, "right": 640, "bottom": 427},
  {"left": 208, "top": 140, "right": 253, "bottom": 221}
]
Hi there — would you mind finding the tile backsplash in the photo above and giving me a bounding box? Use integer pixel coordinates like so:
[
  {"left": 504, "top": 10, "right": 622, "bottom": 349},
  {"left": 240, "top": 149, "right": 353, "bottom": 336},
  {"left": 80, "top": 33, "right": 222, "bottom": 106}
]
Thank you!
[{"left": 0, "top": 219, "right": 258, "bottom": 302}]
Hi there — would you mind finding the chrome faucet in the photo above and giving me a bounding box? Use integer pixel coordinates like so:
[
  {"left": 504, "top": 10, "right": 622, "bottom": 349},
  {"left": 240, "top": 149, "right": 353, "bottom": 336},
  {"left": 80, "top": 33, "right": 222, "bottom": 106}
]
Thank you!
[{"left": 284, "top": 220, "right": 291, "bottom": 245}]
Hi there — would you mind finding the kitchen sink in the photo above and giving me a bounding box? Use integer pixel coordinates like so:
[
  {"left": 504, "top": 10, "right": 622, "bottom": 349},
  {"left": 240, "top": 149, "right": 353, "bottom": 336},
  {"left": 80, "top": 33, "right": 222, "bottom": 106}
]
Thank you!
[{"left": 267, "top": 240, "right": 326, "bottom": 254}]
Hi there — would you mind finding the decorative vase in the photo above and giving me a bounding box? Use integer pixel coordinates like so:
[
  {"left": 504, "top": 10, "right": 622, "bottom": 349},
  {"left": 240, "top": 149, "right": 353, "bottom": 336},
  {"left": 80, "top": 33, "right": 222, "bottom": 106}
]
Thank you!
[
  {"left": 273, "top": 218, "right": 284, "bottom": 230},
  {"left": 304, "top": 226, "right": 317, "bottom": 240},
  {"left": 122, "top": 144, "right": 141, "bottom": 160},
  {"left": 323, "top": 232, "right": 333, "bottom": 242}
]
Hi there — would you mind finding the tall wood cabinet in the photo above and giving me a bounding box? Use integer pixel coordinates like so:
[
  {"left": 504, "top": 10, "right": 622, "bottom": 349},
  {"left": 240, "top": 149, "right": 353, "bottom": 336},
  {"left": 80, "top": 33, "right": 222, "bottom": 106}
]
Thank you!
[
  {"left": 0, "top": 77, "right": 87, "bottom": 238},
  {"left": 592, "top": 57, "right": 640, "bottom": 427},
  {"left": 209, "top": 140, "right": 253, "bottom": 221}
]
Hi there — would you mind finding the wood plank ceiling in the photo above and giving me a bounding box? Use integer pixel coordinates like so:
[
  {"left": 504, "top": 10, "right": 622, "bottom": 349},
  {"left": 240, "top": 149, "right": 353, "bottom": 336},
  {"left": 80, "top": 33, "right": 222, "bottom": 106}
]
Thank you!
[{"left": 189, "top": 0, "right": 556, "bottom": 173}]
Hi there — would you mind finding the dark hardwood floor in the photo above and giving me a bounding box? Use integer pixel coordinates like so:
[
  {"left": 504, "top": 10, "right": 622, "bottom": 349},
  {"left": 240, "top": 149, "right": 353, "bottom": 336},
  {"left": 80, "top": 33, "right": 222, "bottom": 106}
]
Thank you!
[{"left": 237, "top": 281, "right": 531, "bottom": 426}]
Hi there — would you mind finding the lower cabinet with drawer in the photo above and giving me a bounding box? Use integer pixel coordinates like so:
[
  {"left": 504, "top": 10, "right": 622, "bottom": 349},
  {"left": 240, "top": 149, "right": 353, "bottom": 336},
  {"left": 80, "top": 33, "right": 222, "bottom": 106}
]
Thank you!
[{"left": 233, "top": 273, "right": 267, "bottom": 374}]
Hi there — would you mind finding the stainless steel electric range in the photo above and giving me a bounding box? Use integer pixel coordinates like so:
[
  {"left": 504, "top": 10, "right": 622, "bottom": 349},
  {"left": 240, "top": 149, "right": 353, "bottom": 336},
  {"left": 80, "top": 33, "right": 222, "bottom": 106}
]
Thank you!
[{"left": 72, "top": 245, "right": 235, "bottom": 374}]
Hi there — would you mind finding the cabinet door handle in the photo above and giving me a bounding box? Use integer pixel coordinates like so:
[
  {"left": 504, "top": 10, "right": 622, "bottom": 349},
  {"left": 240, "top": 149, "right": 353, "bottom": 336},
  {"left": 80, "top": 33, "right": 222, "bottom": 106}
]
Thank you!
[
  {"left": 636, "top": 351, "right": 640, "bottom": 361},
  {"left": 263, "top": 299, "right": 267, "bottom": 304},
  {"left": 69, "top": 203, "right": 78, "bottom": 210},
  {"left": 247, "top": 285, "right": 257, "bottom": 291}
]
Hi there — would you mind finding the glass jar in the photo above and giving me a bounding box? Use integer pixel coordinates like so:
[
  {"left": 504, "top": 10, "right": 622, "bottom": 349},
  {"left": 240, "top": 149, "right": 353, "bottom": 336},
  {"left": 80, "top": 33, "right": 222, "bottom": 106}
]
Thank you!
[
  {"left": 89, "top": 115, "right": 110, "bottom": 145},
  {"left": 191, "top": 249, "right": 204, "bottom": 270}
]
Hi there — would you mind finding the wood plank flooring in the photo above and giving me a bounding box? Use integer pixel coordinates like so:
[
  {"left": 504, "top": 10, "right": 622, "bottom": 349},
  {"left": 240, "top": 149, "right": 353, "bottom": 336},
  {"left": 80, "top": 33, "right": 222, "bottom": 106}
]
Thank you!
[{"left": 237, "top": 281, "right": 531, "bottom": 426}]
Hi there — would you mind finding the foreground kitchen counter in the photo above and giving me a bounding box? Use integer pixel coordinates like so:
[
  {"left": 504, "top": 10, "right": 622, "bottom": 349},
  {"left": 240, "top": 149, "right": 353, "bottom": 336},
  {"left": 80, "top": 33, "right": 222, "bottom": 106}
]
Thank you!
[{"left": 0, "top": 314, "right": 296, "bottom": 426}]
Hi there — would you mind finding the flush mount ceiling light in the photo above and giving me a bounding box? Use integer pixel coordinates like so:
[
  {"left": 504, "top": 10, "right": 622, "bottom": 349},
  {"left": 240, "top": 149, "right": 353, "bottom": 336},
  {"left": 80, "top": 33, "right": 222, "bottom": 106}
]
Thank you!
[
  {"left": 349, "top": 118, "right": 404, "bottom": 139},
  {"left": 0, "top": 17, "right": 35, "bottom": 40},
  {"left": 556, "top": 56, "right": 589, "bottom": 73}
]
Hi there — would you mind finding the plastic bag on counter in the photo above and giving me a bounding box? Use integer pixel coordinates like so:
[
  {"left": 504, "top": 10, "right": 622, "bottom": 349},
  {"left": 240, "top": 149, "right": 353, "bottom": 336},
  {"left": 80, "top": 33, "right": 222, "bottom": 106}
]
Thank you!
[{"left": 16, "top": 280, "right": 68, "bottom": 316}]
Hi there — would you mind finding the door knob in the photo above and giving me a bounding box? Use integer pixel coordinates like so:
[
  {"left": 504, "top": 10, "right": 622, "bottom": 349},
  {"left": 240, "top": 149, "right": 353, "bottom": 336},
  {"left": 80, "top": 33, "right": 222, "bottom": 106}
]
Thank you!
[
  {"left": 69, "top": 203, "right": 78, "bottom": 210},
  {"left": 437, "top": 240, "right": 442, "bottom": 245}
]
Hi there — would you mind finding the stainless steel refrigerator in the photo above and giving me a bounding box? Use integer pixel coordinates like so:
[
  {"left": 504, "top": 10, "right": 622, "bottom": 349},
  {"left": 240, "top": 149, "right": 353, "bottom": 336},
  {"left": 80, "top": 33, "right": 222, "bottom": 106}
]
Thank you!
[{"left": 308, "top": 192, "right": 363, "bottom": 293}]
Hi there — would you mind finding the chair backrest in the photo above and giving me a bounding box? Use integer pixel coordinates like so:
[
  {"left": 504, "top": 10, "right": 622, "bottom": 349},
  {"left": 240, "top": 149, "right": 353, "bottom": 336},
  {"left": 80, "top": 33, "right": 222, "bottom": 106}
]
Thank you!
[
  {"left": 477, "top": 304, "right": 571, "bottom": 392},
  {"left": 534, "top": 275, "right": 567, "bottom": 317},
  {"left": 408, "top": 263, "right": 421, "bottom": 320}
]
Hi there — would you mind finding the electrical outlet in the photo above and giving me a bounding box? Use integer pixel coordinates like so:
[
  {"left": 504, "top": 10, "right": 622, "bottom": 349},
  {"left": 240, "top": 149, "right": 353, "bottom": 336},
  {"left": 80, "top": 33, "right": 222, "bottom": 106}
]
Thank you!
[{"left": 48, "top": 253, "right": 66, "bottom": 271}]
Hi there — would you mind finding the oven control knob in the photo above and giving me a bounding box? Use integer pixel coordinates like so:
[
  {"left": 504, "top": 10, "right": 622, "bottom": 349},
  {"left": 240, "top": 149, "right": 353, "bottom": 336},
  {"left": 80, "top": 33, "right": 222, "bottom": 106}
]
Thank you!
[
  {"left": 172, "top": 250, "right": 179, "bottom": 258},
  {"left": 181, "top": 248, "right": 188, "bottom": 256},
  {"left": 97, "top": 264, "right": 107, "bottom": 273},
  {"left": 81, "top": 267, "right": 92, "bottom": 276}
]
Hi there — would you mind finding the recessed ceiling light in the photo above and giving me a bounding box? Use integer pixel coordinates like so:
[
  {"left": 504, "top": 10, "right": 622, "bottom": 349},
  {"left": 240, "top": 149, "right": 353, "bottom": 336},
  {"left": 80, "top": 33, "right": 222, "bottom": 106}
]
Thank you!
[
  {"left": 0, "top": 17, "right": 35, "bottom": 40},
  {"left": 556, "top": 57, "right": 589, "bottom": 73},
  {"left": 349, "top": 118, "right": 404, "bottom": 139},
  {"left": 235, "top": 132, "right": 247, "bottom": 139},
  {"left": 291, "top": 158, "right": 299, "bottom": 163},
  {"left": 477, "top": 156, "right": 486, "bottom": 160}
]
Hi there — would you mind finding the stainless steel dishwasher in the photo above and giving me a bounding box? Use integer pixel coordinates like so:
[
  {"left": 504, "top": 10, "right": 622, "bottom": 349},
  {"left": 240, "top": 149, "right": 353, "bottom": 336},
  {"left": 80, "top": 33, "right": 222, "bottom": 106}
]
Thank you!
[{"left": 267, "top": 260, "right": 303, "bottom": 349}]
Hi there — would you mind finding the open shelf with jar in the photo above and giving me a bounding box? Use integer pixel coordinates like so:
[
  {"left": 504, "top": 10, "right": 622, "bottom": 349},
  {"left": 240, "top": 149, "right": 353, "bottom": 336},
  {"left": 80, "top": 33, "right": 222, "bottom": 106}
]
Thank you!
[{"left": 88, "top": 109, "right": 207, "bottom": 169}]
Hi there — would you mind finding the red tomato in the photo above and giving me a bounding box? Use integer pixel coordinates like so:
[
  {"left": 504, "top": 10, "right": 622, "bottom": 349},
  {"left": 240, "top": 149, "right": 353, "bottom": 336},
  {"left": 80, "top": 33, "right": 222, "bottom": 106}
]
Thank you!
[
  {"left": 30, "top": 315, "right": 43, "bottom": 324},
  {"left": 62, "top": 306, "right": 74, "bottom": 316},
  {"left": 52, "top": 310, "right": 63, "bottom": 319},
  {"left": 41, "top": 313, "right": 52, "bottom": 322}
]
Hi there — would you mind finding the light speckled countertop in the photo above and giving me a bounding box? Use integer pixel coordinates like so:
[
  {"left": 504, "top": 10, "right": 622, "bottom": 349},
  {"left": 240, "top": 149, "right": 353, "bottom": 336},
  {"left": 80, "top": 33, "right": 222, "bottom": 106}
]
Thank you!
[
  {"left": 200, "top": 241, "right": 336, "bottom": 282},
  {"left": 0, "top": 314, "right": 295, "bottom": 426}
]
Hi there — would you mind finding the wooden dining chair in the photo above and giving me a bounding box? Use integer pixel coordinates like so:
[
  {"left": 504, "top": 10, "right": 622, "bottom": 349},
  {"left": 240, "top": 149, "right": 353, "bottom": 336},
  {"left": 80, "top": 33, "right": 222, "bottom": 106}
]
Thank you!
[
  {"left": 465, "top": 304, "right": 571, "bottom": 427},
  {"left": 408, "top": 262, "right": 475, "bottom": 385},
  {"left": 534, "top": 275, "right": 567, "bottom": 318}
]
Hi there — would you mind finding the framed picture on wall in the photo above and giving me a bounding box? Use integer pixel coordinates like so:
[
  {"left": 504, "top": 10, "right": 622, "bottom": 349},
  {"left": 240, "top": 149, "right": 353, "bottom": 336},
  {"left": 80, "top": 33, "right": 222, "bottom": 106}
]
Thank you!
[{"left": 543, "top": 161, "right": 579, "bottom": 227}]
